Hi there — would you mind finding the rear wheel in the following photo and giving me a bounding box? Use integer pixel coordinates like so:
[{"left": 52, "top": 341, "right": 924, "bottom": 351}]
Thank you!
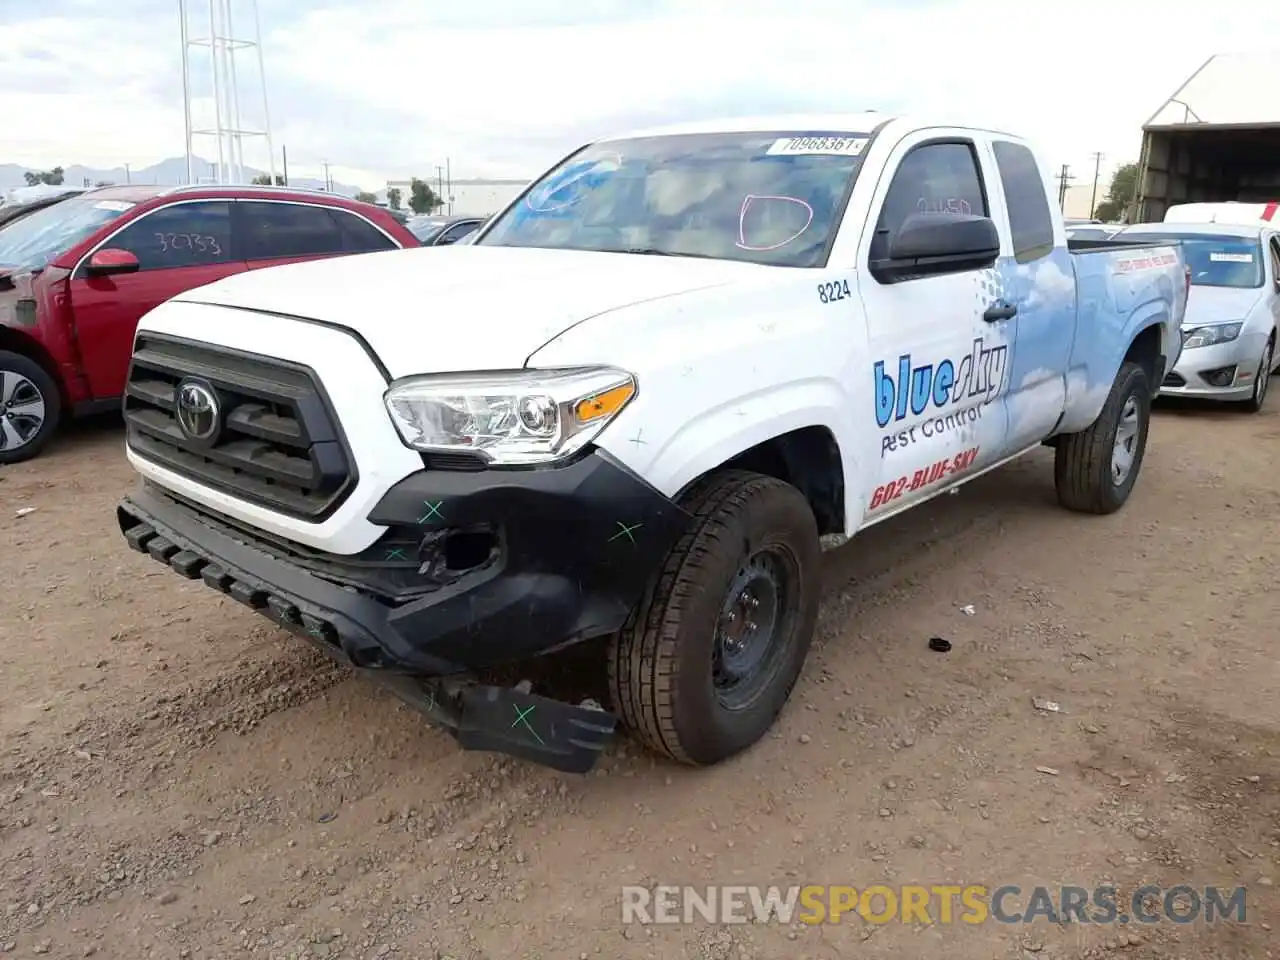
[
  {"left": 1242, "top": 337, "right": 1273, "bottom": 414},
  {"left": 607, "top": 471, "right": 821, "bottom": 765},
  {"left": 0, "top": 351, "right": 61, "bottom": 466},
  {"left": 1054, "top": 360, "right": 1151, "bottom": 515}
]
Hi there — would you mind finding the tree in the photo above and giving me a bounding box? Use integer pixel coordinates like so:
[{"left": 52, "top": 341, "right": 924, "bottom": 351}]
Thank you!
[
  {"left": 94, "top": 181, "right": 114, "bottom": 187},
  {"left": 408, "top": 178, "right": 439, "bottom": 215},
  {"left": 387, "top": 187, "right": 402, "bottom": 210},
  {"left": 23, "top": 166, "right": 65, "bottom": 186},
  {"left": 1093, "top": 162, "right": 1138, "bottom": 222},
  {"left": 354, "top": 190, "right": 378, "bottom": 204},
  {"left": 251, "top": 174, "right": 285, "bottom": 185}
]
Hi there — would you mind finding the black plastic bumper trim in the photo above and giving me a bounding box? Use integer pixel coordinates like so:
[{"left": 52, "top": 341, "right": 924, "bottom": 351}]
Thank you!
[{"left": 117, "top": 449, "right": 691, "bottom": 673}]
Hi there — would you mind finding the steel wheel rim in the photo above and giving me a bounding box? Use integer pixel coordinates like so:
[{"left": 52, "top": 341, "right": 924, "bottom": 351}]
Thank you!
[
  {"left": 712, "top": 546, "right": 796, "bottom": 711},
  {"left": 1111, "top": 394, "right": 1140, "bottom": 486},
  {"left": 0, "top": 370, "right": 46, "bottom": 452}
]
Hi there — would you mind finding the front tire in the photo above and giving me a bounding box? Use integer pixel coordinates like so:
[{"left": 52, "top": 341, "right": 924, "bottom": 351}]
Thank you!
[
  {"left": 0, "top": 351, "right": 61, "bottom": 466},
  {"left": 1242, "top": 337, "right": 1273, "bottom": 414},
  {"left": 607, "top": 470, "right": 821, "bottom": 766},
  {"left": 1054, "top": 360, "right": 1151, "bottom": 515}
]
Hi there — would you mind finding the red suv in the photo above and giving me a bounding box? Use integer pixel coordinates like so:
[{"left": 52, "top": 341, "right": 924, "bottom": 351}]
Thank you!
[{"left": 0, "top": 184, "right": 419, "bottom": 464}]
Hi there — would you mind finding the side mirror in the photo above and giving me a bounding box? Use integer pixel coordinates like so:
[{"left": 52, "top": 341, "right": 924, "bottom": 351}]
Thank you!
[
  {"left": 435, "top": 236, "right": 458, "bottom": 246},
  {"left": 85, "top": 248, "right": 140, "bottom": 277},
  {"left": 870, "top": 213, "right": 1000, "bottom": 283}
]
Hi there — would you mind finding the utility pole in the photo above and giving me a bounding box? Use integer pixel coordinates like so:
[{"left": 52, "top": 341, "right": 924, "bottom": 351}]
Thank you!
[
  {"left": 321, "top": 160, "right": 331, "bottom": 192},
  {"left": 1088, "top": 152, "right": 1104, "bottom": 219},
  {"left": 281, "top": 144, "right": 288, "bottom": 185},
  {"left": 445, "top": 157, "right": 452, "bottom": 215},
  {"left": 1056, "top": 164, "right": 1072, "bottom": 209},
  {"left": 124, "top": 162, "right": 131, "bottom": 184},
  {"left": 435, "top": 164, "right": 444, "bottom": 213}
]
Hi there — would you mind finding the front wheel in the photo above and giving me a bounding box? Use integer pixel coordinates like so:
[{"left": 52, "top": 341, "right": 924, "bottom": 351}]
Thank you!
[
  {"left": 0, "top": 351, "right": 62, "bottom": 466},
  {"left": 1054, "top": 360, "right": 1152, "bottom": 515},
  {"left": 607, "top": 470, "right": 821, "bottom": 766}
]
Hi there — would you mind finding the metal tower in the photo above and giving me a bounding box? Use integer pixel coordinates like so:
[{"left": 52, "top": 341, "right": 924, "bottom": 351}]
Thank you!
[{"left": 178, "top": 0, "right": 277, "bottom": 185}]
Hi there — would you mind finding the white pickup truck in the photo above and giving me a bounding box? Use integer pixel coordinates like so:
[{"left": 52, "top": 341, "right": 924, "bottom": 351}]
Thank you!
[{"left": 117, "top": 114, "right": 1188, "bottom": 773}]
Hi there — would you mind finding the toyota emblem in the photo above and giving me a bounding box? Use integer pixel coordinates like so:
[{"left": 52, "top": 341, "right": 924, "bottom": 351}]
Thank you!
[{"left": 175, "top": 378, "right": 221, "bottom": 442}]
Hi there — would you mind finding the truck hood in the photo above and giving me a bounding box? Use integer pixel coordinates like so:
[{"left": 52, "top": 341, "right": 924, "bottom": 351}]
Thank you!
[
  {"left": 1182, "top": 286, "right": 1264, "bottom": 328},
  {"left": 173, "top": 245, "right": 767, "bottom": 377}
]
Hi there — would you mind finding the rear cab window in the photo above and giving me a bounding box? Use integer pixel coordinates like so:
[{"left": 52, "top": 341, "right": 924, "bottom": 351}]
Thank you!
[{"left": 992, "top": 140, "right": 1055, "bottom": 263}]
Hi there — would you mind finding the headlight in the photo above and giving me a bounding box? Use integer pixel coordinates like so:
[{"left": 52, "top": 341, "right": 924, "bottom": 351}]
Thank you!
[
  {"left": 384, "top": 367, "right": 637, "bottom": 465},
  {"left": 1182, "top": 322, "right": 1243, "bottom": 349}
]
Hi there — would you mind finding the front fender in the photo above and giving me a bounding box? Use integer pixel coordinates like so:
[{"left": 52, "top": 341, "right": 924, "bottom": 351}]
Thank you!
[{"left": 593, "top": 377, "right": 860, "bottom": 516}]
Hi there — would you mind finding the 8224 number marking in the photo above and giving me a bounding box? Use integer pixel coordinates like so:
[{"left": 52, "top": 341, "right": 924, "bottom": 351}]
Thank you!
[
  {"left": 869, "top": 446, "right": 979, "bottom": 510},
  {"left": 817, "top": 279, "right": 851, "bottom": 304}
]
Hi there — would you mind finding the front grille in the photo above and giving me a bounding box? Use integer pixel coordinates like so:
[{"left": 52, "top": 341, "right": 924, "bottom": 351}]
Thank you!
[
  {"left": 123, "top": 335, "right": 356, "bottom": 521},
  {"left": 1163, "top": 371, "right": 1186, "bottom": 387}
]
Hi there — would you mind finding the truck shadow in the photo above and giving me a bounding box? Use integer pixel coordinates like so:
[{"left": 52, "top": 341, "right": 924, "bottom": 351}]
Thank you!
[
  {"left": 47, "top": 411, "right": 125, "bottom": 459},
  {"left": 528, "top": 452, "right": 1060, "bottom": 708}
]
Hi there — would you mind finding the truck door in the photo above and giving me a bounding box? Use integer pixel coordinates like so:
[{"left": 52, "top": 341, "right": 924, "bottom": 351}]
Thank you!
[
  {"left": 986, "top": 139, "right": 1077, "bottom": 451},
  {"left": 67, "top": 200, "right": 245, "bottom": 401},
  {"left": 855, "top": 135, "right": 1012, "bottom": 518}
]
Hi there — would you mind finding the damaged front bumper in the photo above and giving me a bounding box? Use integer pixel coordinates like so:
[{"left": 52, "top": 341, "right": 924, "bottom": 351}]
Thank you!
[{"left": 116, "top": 449, "right": 692, "bottom": 773}]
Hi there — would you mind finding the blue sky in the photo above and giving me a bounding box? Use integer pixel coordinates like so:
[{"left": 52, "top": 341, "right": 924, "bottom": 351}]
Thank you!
[{"left": 2, "top": 0, "right": 1279, "bottom": 190}]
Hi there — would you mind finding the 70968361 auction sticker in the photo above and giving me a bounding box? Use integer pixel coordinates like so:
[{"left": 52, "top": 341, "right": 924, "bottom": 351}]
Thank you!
[{"left": 766, "top": 136, "right": 869, "bottom": 157}]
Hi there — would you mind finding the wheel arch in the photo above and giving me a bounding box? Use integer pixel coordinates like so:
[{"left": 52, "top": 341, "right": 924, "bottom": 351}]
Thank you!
[
  {"left": 671, "top": 424, "right": 847, "bottom": 537},
  {"left": 0, "top": 326, "right": 70, "bottom": 410}
]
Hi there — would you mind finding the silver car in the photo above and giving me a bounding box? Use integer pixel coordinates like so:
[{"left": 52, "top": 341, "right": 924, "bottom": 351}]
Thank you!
[{"left": 1111, "top": 222, "right": 1280, "bottom": 412}]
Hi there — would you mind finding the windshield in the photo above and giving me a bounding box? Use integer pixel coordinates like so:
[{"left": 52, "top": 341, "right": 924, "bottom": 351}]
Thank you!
[
  {"left": 477, "top": 131, "right": 871, "bottom": 267},
  {"left": 0, "top": 196, "right": 137, "bottom": 271},
  {"left": 1116, "top": 232, "right": 1263, "bottom": 289}
]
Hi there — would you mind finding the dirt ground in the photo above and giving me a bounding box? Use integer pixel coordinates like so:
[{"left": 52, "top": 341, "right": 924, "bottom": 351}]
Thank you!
[{"left": 1, "top": 403, "right": 1278, "bottom": 960}]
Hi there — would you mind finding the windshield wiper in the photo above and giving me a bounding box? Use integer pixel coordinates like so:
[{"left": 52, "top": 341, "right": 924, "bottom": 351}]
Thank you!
[{"left": 619, "top": 247, "right": 727, "bottom": 261}]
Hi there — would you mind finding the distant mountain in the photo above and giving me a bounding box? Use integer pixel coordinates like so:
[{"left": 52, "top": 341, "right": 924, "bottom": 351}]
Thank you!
[{"left": 0, "top": 155, "right": 365, "bottom": 197}]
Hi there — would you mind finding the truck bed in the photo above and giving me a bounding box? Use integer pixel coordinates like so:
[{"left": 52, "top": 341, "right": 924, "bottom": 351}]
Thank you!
[{"left": 1066, "top": 238, "right": 1168, "bottom": 254}]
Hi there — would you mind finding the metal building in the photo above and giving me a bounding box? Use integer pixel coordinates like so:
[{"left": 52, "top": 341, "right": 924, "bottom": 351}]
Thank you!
[{"left": 1133, "top": 51, "right": 1280, "bottom": 222}]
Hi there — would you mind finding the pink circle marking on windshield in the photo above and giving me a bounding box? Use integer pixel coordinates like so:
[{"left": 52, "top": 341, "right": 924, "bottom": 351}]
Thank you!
[{"left": 735, "top": 194, "right": 814, "bottom": 251}]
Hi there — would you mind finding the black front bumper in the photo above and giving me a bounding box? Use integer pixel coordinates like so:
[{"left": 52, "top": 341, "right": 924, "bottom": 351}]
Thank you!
[{"left": 117, "top": 449, "right": 692, "bottom": 773}]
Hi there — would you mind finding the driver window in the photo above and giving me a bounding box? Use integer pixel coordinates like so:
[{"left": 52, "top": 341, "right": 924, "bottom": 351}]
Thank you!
[{"left": 870, "top": 141, "right": 987, "bottom": 262}]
